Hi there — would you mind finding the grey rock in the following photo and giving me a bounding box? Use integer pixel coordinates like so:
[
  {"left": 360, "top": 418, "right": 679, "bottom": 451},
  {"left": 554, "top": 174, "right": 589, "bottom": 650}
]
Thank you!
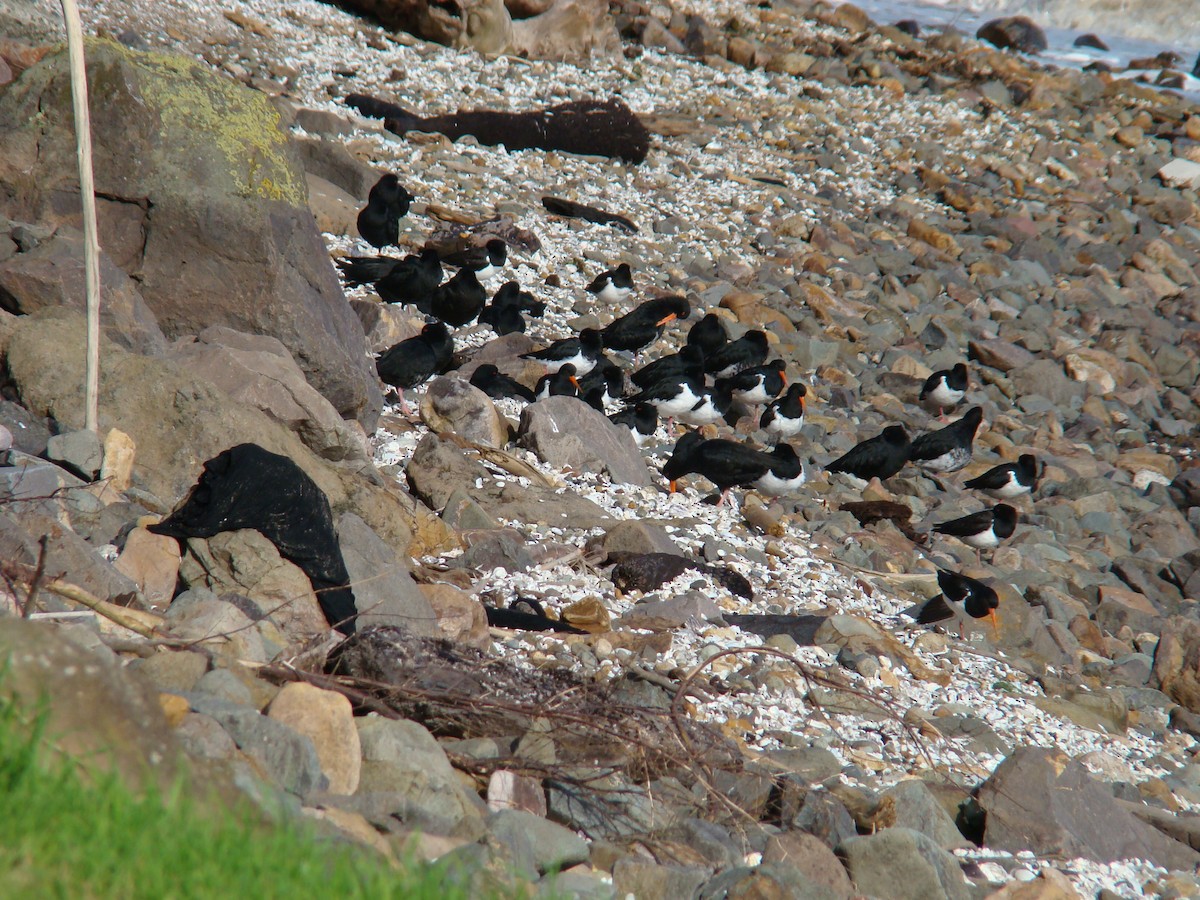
[
  {"left": 537, "top": 870, "right": 617, "bottom": 900},
  {"left": 700, "top": 864, "right": 849, "bottom": 899},
  {"left": 1009, "top": 358, "right": 1084, "bottom": 409},
  {"left": 193, "top": 668, "right": 256, "bottom": 707},
  {"left": 978, "top": 746, "right": 1200, "bottom": 870},
  {"left": 612, "top": 859, "right": 707, "bottom": 900},
  {"left": 593, "top": 519, "right": 680, "bottom": 556},
  {"left": 488, "top": 808, "right": 589, "bottom": 876},
  {"left": 456, "top": 527, "right": 536, "bottom": 573},
  {"left": 518, "top": 396, "right": 651, "bottom": 487},
  {"left": 763, "top": 830, "right": 855, "bottom": 897},
  {"left": 175, "top": 711, "right": 239, "bottom": 760},
  {"left": 407, "top": 433, "right": 611, "bottom": 528},
  {"left": 132, "top": 649, "right": 209, "bottom": 693},
  {"left": 792, "top": 790, "right": 858, "bottom": 846},
  {"left": 838, "top": 827, "right": 970, "bottom": 900},
  {"left": 205, "top": 706, "right": 327, "bottom": 797},
  {"left": 355, "top": 715, "right": 484, "bottom": 837},
  {"left": 0, "top": 455, "right": 86, "bottom": 501},
  {"left": 165, "top": 591, "right": 269, "bottom": 664},
  {"left": 0, "top": 399, "right": 51, "bottom": 455},
  {"left": 882, "top": 780, "right": 971, "bottom": 850},
  {"left": 618, "top": 591, "right": 724, "bottom": 629},
  {"left": 440, "top": 489, "right": 501, "bottom": 530},
  {"left": 337, "top": 512, "right": 437, "bottom": 636},
  {"left": 45, "top": 428, "right": 103, "bottom": 480}
]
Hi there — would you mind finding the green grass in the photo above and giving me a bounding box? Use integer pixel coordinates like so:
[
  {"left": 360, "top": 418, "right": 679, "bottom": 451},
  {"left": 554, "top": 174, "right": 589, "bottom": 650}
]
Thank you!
[{"left": 0, "top": 693, "right": 476, "bottom": 899}]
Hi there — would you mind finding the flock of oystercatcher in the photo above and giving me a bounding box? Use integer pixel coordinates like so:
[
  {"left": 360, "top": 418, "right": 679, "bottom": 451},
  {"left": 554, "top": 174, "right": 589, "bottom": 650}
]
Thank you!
[{"left": 339, "top": 174, "right": 1045, "bottom": 640}]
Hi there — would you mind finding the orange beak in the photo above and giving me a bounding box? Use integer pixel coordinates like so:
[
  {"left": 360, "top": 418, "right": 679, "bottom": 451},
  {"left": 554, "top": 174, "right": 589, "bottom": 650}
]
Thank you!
[
  {"left": 656, "top": 313, "right": 677, "bottom": 327},
  {"left": 569, "top": 376, "right": 580, "bottom": 390},
  {"left": 780, "top": 371, "right": 788, "bottom": 387},
  {"left": 669, "top": 480, "right": 677, "bottom": 493},
  {"left": 989, "top": 610, "right": 1000, "bottom": 638}
]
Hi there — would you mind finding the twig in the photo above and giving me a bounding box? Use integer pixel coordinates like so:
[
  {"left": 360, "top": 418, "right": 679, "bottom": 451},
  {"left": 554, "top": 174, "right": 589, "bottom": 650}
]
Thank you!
[
  {"left": 41, "top": 580, "right": 159, "bottom": 639},
  {"left": 21, "top": 535, "right": 49, "bottom": 619}
]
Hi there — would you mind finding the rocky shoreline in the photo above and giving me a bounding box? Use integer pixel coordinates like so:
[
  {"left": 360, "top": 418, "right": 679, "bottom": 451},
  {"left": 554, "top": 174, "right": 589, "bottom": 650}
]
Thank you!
[{"left": 1, "top": 0, "right": 1199, "bottom": 897}]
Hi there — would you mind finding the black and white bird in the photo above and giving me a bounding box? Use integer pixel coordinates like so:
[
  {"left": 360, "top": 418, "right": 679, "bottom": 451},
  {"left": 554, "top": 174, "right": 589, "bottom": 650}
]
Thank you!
[
  {"left": 469, "top": 364, "right": 535, "bottom": 403},
  {"left": 375, "top": 322, "right": 453, "bottom": 415},
  {"left": 631, "top": 344, "right": 705, "bottom": 390},
  {"left": 760, "top": 383, "right": 808, "bottom": 443},
  {"left": 908, "top": 406, "right": 983, "bottom": 474},
  {"left": 687, "top": 313, "right": 728, "bottom": 358},
  {"left": 439, "top": 238, "right": 507, "bottom": 282},
  {"left": 920, "top": 363, "right": 969, "bottom": 419},
  {"left": 663, "top": 432, "right": 801, "bottom": 506},
  {"left": 577, "top": 359, "right": 625, "bottom": 407},
  {"left": 915, "top": 568, "right": 1000, "bottom": 638},
  {"left": 534, "top": 364, "right": 581, "bottom": 400},
  {"left": 718, "top": 359, "right": 787, "bottom": 406},
  {"left": 356, "top": 173, "right": 412, "bottom": 249},
  {"left": 704, "top": 330, "right": 769, "bottom": 378},
  {"left": 932, "top": 503, "right": 1018, "bottom": 563},
  {"left": 609, "top": 403, "right": 658, "bottom": 447},
  {"left": 826, "top": 425, "right": 911, "bottom": 484},
  {"left": 520, "top": 328, "right": 604, "bottom": 376},
  {"left": 964, "top": 454, "right": 1039, "bottom": 500},
  {"left": 586, "top": 263, "right": 634, "bottom": 304}
]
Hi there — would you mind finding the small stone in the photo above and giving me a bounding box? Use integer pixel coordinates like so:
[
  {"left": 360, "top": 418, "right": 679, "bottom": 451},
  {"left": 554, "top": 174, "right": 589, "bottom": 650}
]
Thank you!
[
  {"left": 267, "top": 682, "right": 360, "bottom": 795},
  {"left": 45, "top": 429, "right": 103, "bottom": 480},
  {"left": 100, "top": 427, "right": 136, "bottom": 492}
]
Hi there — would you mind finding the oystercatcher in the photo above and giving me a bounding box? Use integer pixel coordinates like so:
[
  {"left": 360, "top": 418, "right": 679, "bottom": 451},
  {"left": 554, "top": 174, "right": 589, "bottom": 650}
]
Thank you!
[
  {"left": 577, "top": 359, "right": 625, "bottom": 406},
  {"left": 520, "top": 328, "right": 604, "bottom": 376},
  {"left": 718, "top": 359, "right": 787, "bottom": 406},
  {"left": 479, "top": 281, "right": 543, "bottom": 335},
  {"left": 760, "top": 383, "right": 807, "bottom": 443},
  {"left": 916, "top": 568, "right": 1000, "bottom": 638},
  {"left": 335, "top": 253, "right": 405, "bottom": 288},
  {"left": 687, "top": 313, "right": 728, "bottom": 358},
  {"left": 631, "top": 344, "right": 705, "bottom": 390},
  {"left": 534, "top": 364, "right": 581, "bottom": 400},
  {"left": 375, "top": 248, "right": 443, "bottom": 305},
  {"left": 753, "top": 443, "right": 806, "bottom": 495},
  {"left": 600, "top": 296, "right": 690, "bottom": 358},
  {"left": 375, "top": 322, "right": 453, "bottom": 414},
  {"left": 826, "top": 425, "right": 910, "bottom": 483},
  {"left": 357, "top": 173, "right": 412, "bottom": 249},
  {"left": 414, "top": 265, "right": 486, "bottom": 327},
  {"left": 469, "top": 363, "right": 535, "bottom": 402},
  {"left": 964, "top": 454, "right": 1039, "bottom": 500},
  {"left": 663, "top": 432, "right": 800, "bottom": 505},
  {"left": 908, "top": 406, "right": 983, "bottom": 474},
  {"left": 439, "top": 238, "right": 507, "bottom": 281},
  {"left": 932, "top": 502, "right": 1017, "bottom": 563},
  {"left": 586, "top": 263, "right": 634, "bottom": 304},
  {"left": 678, "top": 379, "right": 735, "bottom": 428},
  {"left": 610, "top": 402, "right": 658, "bottom": 447},
  {"left": 920, "top": 363, "right": 969, "bottom": 419},
  {"left": 704, "top": 330, "right": 769, "bottom": 377}
]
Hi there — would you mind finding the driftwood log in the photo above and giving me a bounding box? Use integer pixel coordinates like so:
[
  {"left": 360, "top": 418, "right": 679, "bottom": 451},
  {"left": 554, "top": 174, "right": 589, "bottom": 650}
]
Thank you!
[
  {"left": 347, "top": 93, "right": 651, "bottom": 164},
  {"left": 326, "top": 0, "right": 618, "bottom": 61}
]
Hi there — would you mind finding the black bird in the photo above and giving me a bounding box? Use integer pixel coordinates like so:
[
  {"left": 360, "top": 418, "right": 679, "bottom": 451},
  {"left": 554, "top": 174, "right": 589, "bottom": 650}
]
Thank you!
[
  {"left": 335, "top": 253, "right": 404, "bottom": 288},
  {"left": 414, "top": 265, "right": 486, "bottom": 327},
  {"left": 704, "top": 330, "right": 769, "bottom": 377},
  {"left": 677, "top": 379, "right": 735, "bottom": 428},
  {"left": 920, "top": 363, "right": 969, "bottom": 419},
  {"left": 534, "top": 364, "right": 581, "bottom": 400},
  {"left": 627, "top": 376, "right": 710, "bottom": 430},
  {"left": 375, "top": 322, "right": 453, "bottom": 414},
  {"left": 964, "top": 454, "right": 1039, "bottom": 500},
  {"left": 760, "top": 383, "right": 808, "bottom": 443},
  {"left": 687, "top": 313, "right": 728, "bottom": 358},
  {"left": 357, "top": 173, "right": 412, "bottom": 249},
  {"left": 909, "top": 406, "right": 983, "bottom": 474},
  {"left": 610, "top": 402, "right": 658, "bottom": 447},
  {"left": 932, "top": 503, "right": 1018, "bottom": 563},
  {"left": 631, "top": 344, "right": 705, "bottom": 390},
  {"left": 479, "top": 281, "right": 543, "bottom": 335},
  {"left": 520, "top": 328, "right": 604, "bottom": 376},
  {"left": 718, "top": 359, "right": 787, "bottom": 406},
  {"left": 826, "top": 425, "right": 911, "bottom": 483},
  {"left": 469, "top": 364, "right": 535, "bottom": 403},
  {"left": 586, "top": 263, "right": 634, "bottom": 304},
  {"left": 375, "top": 248, "right": 443, "bottom": 305},
  {"left": 754, "top": 443, "right": 807, "bottom": 496},
  {"left": 600, "top": 296, "right": 691, "bottom": 357},
  {"left": 663, "top": 432, "right": 799, "bottom": 506},
  {"left": 439, "top": 238, "right": 507, "bottom": 281},
  {"left": 916, "top": 568, "right": 1000, "bottom": 638},
  {"left": 577, "top": 358, "right": 625, "bottom": 406}
]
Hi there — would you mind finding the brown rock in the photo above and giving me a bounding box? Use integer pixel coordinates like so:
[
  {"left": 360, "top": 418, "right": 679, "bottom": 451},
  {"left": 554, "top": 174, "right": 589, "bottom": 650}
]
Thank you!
[
  {"left": 268, "top": 682, "right": 361, "bottom": 794},
  {"left": 420, "top": 375, "right": 508, "bottom": 449},
  {"left": 762, "top": 831, "right": 854, "bottom": 894},
  {"left": 983, "top": 868, "right": 1081, "bottom": 899},
  {"left": 420, "top": 583, "right": 489, "bottom": 648},
  {"left": 510, "top": 0, "right": 620, "bottom": 62},
  {"left": 487, "top": 769, "right": 548, "bottom": 816},
  {"left": 1114, "top": 125, "right": 1143, "bottom": 147},
  {"left": 305, "top": 172, "right": 359, "bottom": 238},
  {"left": 907, "top": 217, "right": 962, "bottom": 257},
  {"left": 1068, "top": 615, "right": 1107, "bottom": 657},
  {"left": 114, "top": 526, "right": 182, "bottom": 612},
  {"left": 561, "top": 596, "right": 610, "bottom": 632},
  {"left": 100, "top": 427, "right": 136, "bottom": 492}
]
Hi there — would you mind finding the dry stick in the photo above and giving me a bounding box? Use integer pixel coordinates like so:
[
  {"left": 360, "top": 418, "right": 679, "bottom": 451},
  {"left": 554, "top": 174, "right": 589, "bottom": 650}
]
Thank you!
[
  {"left": 59, "top": 0, "right": 102, "bottom": 434},
  {"left": 21, "top": 536, "right": 50, "bottom": 619},
  {"left": 41, "top": 580, "right": 158, "bottom": 639}
]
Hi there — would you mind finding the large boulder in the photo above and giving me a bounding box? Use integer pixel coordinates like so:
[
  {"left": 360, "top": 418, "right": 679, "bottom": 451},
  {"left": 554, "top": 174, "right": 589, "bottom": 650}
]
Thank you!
[
  {"left": 0, "top": 39, "right": 380, "bottom": 428},
  {"left": 517, "top": 396, "right": 651, "bottom": 486}
]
